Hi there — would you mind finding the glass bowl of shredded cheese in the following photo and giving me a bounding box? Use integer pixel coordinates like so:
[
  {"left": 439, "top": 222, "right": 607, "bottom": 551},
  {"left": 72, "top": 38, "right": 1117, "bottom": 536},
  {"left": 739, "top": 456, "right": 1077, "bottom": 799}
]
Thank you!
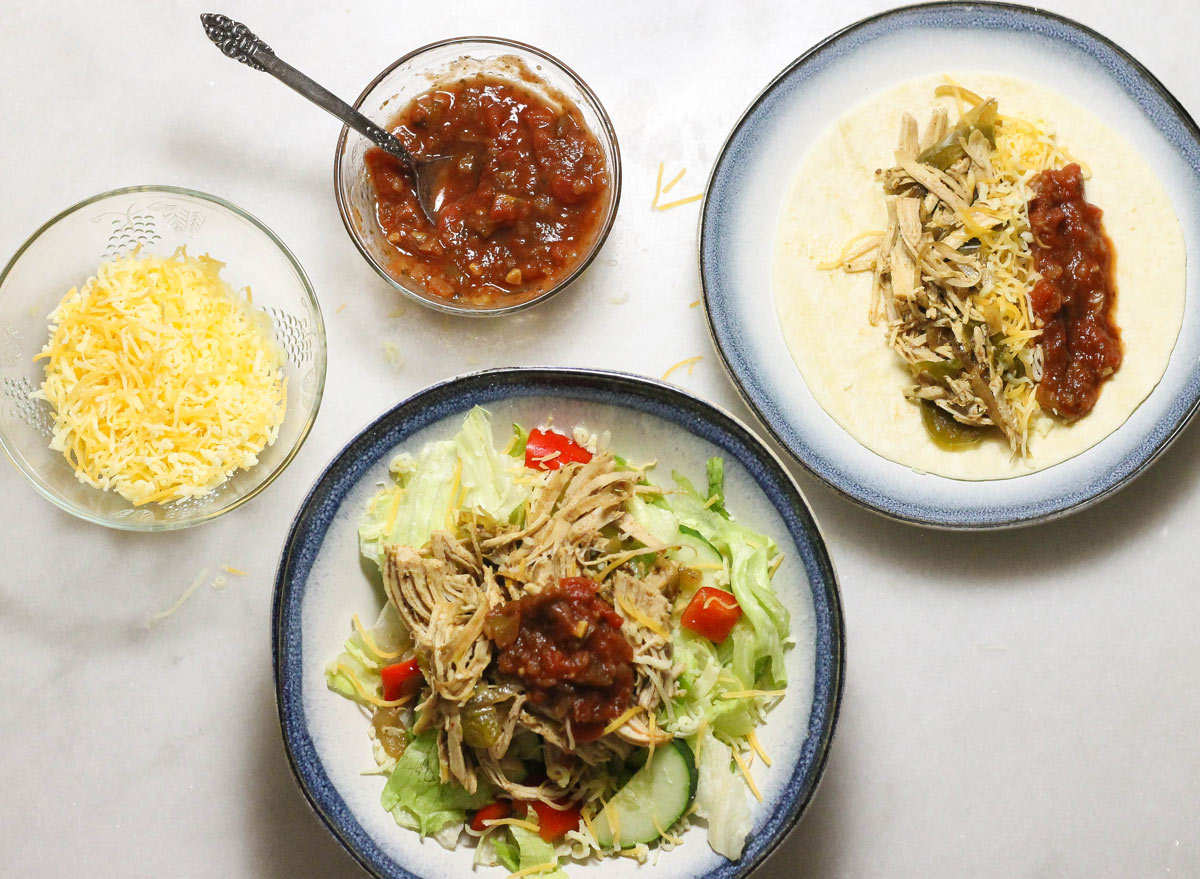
[{"left": 0, "top": 185, "right": 326, "bottom": 530}]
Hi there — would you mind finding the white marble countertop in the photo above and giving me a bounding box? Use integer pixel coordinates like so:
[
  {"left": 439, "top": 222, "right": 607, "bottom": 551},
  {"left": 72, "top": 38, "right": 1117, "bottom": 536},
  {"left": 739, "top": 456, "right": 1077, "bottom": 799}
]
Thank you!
[{"left": 3, "top": 1, "right": 1198, "bottom": 876}]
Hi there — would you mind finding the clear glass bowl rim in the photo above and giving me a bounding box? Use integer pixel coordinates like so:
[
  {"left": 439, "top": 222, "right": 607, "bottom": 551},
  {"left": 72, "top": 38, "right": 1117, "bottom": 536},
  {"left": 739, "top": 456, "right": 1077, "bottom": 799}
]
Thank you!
[
  {"left": 0, "top": 183, "right": 327, "bottom": 532},
  {"left": 333, "top": 35, "right": 623, "bottom": 317}
]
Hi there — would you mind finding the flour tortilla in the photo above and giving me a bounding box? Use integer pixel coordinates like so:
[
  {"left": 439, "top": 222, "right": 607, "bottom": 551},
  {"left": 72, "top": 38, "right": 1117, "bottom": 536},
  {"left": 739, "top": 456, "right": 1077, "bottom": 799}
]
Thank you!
[{"left": 772, "top": 73, "right": 1185, "bottom": 480}]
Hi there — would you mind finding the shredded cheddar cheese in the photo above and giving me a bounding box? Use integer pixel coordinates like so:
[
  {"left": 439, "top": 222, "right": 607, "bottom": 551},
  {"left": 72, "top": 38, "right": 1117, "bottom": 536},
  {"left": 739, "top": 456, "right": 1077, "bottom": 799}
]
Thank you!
[
  {"left": 594, "top": 544, "right": 674, "bottom": 584},
  {"left": 768, "top": 553, "right": 783, "bottom": 578},
  {"left": 661, "top": 356, "right": 702, "bottom": 381},
  {"left": 719, "top": 689, "right": 787, "bottom": 700},
  {"left": 33, "top": 249, "right": 286, "bottom": 505},
  {"left": 731, "top": 747, "right": 763, "bottom": 803},
  {"left": 352, "top": 613, "right": 405, "bottom": 660},
  {"left": 601, "top": 798, "right": 621, "bottom": 849},
  {"left": 652, "top": 813, "right": 684, "bottom": 846},
  {"left": 483, "top": 817, "right": 541, "bottom": 833},
  {"left": 579, "top": 806, "right": 600, "bottom": 844},
  {"left": 615, "top": 591, "right": 670, "bottom": 639},
  {"left": 335, "top": 663, "right": 410, "bottom": 708},
  {"left": 747, "top": 728, "right": 772, "bottom": 767},
  {"left": 694, "top": 716, "right": 709, "bottom": 760},
  {"left": 652, "top": 162, "right": 705, "bottom": 211},
  {"left": 445, "top": 455, "right": 464, "bottom": 532},
  {"left": 384, "top": 487, "right": 403, "bottom": 536},
  {"left": 145, "top": 568, "right": 208, "bottom": 627},
  {"left": 506, "top": 863, "right": 559, "bottom": 879},
  {"left": 602, "top": 704, "right": 644, "bottom": 736},
  {"left": 974, "top": 108, "right": 1083, "bottom": 449}
]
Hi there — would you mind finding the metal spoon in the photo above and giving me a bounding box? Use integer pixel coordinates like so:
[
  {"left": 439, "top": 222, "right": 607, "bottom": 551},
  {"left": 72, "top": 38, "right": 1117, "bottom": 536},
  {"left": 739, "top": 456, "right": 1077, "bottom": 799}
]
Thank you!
[{"left": 199, "top": 13, "right": 449, "bottom": 224}]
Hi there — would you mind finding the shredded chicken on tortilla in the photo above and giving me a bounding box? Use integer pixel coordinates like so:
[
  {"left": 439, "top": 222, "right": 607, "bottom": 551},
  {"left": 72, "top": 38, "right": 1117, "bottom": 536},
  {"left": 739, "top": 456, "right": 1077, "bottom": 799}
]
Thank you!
[{"left": 826, "top": 83, "right": 1080, "bottom": 455}]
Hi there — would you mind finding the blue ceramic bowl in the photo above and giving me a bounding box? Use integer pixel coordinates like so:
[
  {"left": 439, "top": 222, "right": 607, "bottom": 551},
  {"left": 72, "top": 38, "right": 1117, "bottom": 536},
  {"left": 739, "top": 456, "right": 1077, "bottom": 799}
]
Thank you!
[
  {"left": 273, "top": 368, "right": 844, "bottom": 879},
  {"left": 700, "top": 2, "right": 1200, "bottom": 529}
]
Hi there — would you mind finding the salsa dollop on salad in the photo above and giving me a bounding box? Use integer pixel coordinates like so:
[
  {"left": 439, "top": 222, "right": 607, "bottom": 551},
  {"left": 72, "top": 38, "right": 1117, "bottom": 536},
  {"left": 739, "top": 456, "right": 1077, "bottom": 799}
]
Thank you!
[{"left": 326, "top": 408, "right": 791, "bottom": 876}]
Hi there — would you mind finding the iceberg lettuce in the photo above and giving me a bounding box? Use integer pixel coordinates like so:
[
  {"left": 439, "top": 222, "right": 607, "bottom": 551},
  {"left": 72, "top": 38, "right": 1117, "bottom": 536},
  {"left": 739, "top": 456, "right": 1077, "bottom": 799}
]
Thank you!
[
  {"left": 665, "top": 466, "right": 790, "bottom": 689},
  {"left": 380, "top": 730, "right": 493, "bottom": 836},
  {"left": 359, "top": 407, "right": 531, "bottom": 569},
  {"left": 508, "top": 825, "right": 568, "bottom": 879},
  {"left": 692, "top": 730, "right": 752, "bottom": 859},
  {"left": 324, "top": 604, "right": 411, "bottom": 708}
]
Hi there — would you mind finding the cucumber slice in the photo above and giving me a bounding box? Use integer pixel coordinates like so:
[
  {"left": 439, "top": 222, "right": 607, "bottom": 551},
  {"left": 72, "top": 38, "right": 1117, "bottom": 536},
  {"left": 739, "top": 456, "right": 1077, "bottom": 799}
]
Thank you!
[
  {"left": 677, "top": 524, "right": 720, "bottom": 560},
  {"left": 593, "top": 740, "right": 697, "bottom": 849}
]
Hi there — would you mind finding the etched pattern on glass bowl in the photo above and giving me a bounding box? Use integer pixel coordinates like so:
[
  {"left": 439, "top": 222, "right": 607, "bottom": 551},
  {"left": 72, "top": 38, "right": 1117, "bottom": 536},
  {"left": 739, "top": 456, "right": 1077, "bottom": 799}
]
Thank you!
[{"left": 0, "top": 186, "right": 326, "bottom": 530}]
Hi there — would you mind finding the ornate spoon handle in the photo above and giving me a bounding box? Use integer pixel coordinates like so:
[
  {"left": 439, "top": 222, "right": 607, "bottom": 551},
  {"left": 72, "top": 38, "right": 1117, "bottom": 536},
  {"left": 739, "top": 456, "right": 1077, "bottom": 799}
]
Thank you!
[{"left": 199, "top": 13, "right": 415, "bottom": 165}]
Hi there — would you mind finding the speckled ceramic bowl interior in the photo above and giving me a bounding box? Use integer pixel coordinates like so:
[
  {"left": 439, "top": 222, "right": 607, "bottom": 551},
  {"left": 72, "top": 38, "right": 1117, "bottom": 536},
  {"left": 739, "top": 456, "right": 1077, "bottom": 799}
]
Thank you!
[
  {"left": 273, "top": 368, "right": 843, "bottom": 879},
  {"left": 700, "top": 2, "right": 1200, "bottom": 529}
]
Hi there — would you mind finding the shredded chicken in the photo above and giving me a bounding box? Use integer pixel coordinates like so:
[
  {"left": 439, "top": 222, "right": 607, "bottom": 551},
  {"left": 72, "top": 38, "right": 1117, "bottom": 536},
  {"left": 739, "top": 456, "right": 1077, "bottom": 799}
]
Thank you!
[
  {"left": 825, "top": 88, "right": 1061, "bottom": 454},
  {"left": 380, "top": 451, "right": 681, "bottom": 803}
]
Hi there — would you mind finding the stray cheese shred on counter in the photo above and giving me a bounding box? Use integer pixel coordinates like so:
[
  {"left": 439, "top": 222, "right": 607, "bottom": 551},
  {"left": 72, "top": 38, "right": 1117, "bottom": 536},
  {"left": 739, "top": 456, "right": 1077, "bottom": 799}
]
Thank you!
[{"left": 33, "top": 248, "right": 287, "bottom": 505}]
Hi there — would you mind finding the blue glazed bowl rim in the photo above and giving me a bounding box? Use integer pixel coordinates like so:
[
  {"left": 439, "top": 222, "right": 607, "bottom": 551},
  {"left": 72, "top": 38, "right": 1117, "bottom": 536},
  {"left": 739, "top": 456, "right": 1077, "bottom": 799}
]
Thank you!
[
  {"left": 271, "top": 366, "right": 845, "bottom": 879},
  {"left": 698, "top": 0, "right": 1200, "bottom": 530}
]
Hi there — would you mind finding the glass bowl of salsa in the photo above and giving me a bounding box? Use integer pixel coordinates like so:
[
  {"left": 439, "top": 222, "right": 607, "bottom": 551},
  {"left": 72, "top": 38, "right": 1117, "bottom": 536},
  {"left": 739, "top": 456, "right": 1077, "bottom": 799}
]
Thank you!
[{"left": 334, "top": 37, "right": 621, "bottom": 316}]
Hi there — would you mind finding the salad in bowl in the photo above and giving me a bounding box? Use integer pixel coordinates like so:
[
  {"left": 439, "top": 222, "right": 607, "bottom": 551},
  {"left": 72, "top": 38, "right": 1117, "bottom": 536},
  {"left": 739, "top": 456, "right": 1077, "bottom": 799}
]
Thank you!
[{"left": 324, "top": 406, "right": 792, "bottom": 877}]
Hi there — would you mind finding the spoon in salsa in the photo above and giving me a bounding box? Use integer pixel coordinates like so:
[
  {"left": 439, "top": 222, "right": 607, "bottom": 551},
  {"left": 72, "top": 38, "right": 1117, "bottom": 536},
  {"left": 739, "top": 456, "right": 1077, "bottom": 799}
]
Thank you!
[{"left": 200, "top": 13, "right": 450, "bottom": 225}]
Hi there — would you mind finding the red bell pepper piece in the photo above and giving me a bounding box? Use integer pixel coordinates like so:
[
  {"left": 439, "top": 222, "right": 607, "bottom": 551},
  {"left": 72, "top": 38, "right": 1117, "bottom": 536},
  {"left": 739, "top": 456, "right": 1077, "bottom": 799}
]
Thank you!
[
  {"left": 680, "top": 586, "right": 743, "bottom": 644},
  {"left": 524, "top": 427, "right": 592, "bottom": 471},
  {"left": 526, "top": 799, "right": 583, "bottom": 842},
  {"left": 380, "top": 657, "right": 422, "bottom": 702},
  {"left": 469, "top": 800, "right": 512, "bottom": 832}
]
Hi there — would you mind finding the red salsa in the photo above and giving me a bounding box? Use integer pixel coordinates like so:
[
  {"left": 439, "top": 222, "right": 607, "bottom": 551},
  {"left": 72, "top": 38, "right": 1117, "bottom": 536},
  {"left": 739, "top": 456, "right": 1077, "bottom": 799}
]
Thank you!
[
  {"left": 485, "top": 577, "right": 633, "bottom": 739},
  {"left": 365, "top": 75, "right": 610, "bottom": 306},
  {"left": 1027, "top": 163, "right": 1122, "bottom": 419}
]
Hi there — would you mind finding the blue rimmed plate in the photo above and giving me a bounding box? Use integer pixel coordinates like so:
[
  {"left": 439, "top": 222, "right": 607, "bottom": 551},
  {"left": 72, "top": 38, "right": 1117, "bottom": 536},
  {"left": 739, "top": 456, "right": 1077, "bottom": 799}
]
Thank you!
[
  {"left": 272, "top": 367, "right": 844, "bottom": 879},
  {"left": 700, "top": 2, "right": 1200, "bottom": 529}
]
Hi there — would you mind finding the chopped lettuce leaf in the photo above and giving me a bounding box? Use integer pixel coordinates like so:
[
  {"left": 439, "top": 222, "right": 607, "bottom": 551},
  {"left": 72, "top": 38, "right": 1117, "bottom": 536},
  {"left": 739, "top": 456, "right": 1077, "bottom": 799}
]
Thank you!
[
  {"left": 455, "top": 407, "right": 530, "bottom": 526},
  {"left": 359, "top": 439, "right": 456, "bottom": 569},
  {"left": 370, "top": 602, "right": 411, "bottom": 656},
  {"left": 627, "top": 462, "right": 790, "bottom": 741},
  {"left": 705, "top": 456, "right": 728, "bottom": 517},
  {"left": 323, "top": 655, "right": 378, "bottom": 708},
  {"left": 493, "top": 832, "right": 520, "bottom": 872},
  {"left": 671, "top": 631, "right": 758, "bottom": 738},
  {"left": 380, "top": 730, "right": 492, "bottom": 835},
  {"left": 473, "top": 829, "right": 520, "bottom": 872},
  {"left": 324, "top": 606, "right": 413, "bottom": 709},
  {"left": 509, "top": 423, "right": 529, "bottom": 458},
  {"left": 509, "top": 825, "right": 568, "bottom": 879},
  {"left": 666, "top": 467, "right": 790, "bottom": 689},
  {"left": 432, "top": 823, "right": 463, "bottom": 851},
  {"left": 324, "top": 630, "right": 382, "bottom": 708},
  {"left": 692, "top": 730, "right": 752, "bottom": 859},
  {"left": 359, "top": 407, "right": 531, "bottom": 568}
]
